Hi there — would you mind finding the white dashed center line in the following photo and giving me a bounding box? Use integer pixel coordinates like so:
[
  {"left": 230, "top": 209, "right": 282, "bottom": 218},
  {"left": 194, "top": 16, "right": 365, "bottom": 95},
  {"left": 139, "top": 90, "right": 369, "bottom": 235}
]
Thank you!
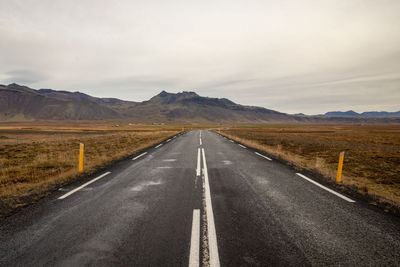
[
  {"left": 196, "top": 148, "right": 201, "bottom": 176},
  {"left": 189, "top": 209, "right": 200, "bottom": 267},
  {"left": 202, "top": 148, "right": 221, "bottom": 267}
]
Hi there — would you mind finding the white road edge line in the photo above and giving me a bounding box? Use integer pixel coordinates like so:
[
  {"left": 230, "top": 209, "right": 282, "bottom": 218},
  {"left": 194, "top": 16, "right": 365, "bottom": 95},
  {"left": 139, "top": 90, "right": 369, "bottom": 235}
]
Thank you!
[
  {"left": 200, "top": 138, "right": 202, "bottom": 146},
  {"left": 196, "top": 148, "right": 201, "bottom": 176},
  {"left": 166, "top": 139, "right": 171, "bottom": 142},
  {"left": 132, "top": 152, "right": 147, "bottom": 161},
  {"left": 296, "top": 173, "right": 355, "bottom": 203},
  {"left": 58, "top": 172, "right": 111, "bottom": 200},
  {"left": 238, "top": 144, "right": 247, "bottom": 149},
  {"left": 255, "top": 152, "right": 272, "bottom": 161},
  {"left": 189, "top": 209, "right": 200, "bottom": 267},
  {"left": 155, "top": 144, "right": 163, "bottom": 148},
  {"left": 202, "top": 148, "right": 221, "bottom": 267},
  {"left": 229, "top": 140, "right": 234, "bottom": 143}
]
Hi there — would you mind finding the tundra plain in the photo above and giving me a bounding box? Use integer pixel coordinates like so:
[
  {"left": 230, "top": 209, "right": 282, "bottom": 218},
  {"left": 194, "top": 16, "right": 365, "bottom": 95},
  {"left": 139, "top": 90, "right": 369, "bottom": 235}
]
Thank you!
[
  {"left": 1, "top": 123, "right": 400, "bottom": 220},
  {"left": 0, "top": 123, "right": 180, "bottom": 219},
  {"left": 222, "top": 125, "right": 400, "bottom": 209}
]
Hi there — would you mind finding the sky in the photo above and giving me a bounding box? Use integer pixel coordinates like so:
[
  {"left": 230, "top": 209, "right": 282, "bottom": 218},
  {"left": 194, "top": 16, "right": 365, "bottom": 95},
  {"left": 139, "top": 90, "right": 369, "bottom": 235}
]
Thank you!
[{"left": 0, "top": 0, "right": 399, "bottom": 114}]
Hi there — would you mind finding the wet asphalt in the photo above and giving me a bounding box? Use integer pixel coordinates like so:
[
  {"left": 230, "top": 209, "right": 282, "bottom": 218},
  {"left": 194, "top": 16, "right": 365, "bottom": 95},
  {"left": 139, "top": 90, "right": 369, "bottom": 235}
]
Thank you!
[{"left": 1, "top": 130, "right": 400, "bottom": 266}]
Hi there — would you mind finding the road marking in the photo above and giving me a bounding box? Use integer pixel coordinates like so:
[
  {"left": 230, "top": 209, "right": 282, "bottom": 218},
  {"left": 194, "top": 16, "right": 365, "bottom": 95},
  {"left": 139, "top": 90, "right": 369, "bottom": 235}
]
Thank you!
[
  {"left": 166, "top": 139, "right": 171, "bottom": 142},
  {"left": 155, "top": 144, "right": 163, "bottom": 148},
  {"left": 296, "top": 173, "right": 355, "bottom": 203},
  {"left": 229, "top": 140, "right": 234, "bottom": 143},
  {"left": 238, "top": 144, "right": 247, "bottom": 149},
  {"left": 189, "top": 209, "right": 200, "bottom": 267},
  {"left": 173, "top": 136, "right": 176, "bottom": 139},
  {"left": 200, "top": 138, "right": 202, "bottom": 146},
  {"left": 163, "top": 159, "right": 176, "bottom": 162},
  {"left": 255, "top": 152, "right": 272, "bottom": 161},
  {"left": 132, "top": 152, "right": 147, "bottom": 161},
  {"left": 202, "top": 148, "right": 221, "bottom": 267},
  {"left": 58, "top": 172, "right": 111, "bottom": 199},
  {"left": 196, "top": 148, "right": 201, "bottom": 176},
  {"left": 157, "top": 166, "right": 172, "bottom": 169}
]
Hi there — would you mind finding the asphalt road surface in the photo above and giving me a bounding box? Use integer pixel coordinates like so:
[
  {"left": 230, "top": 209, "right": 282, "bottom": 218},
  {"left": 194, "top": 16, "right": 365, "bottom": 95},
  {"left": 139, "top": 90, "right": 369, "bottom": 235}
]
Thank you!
[{"left": 1, "top": 130, "right": 400, "bottom": 266}]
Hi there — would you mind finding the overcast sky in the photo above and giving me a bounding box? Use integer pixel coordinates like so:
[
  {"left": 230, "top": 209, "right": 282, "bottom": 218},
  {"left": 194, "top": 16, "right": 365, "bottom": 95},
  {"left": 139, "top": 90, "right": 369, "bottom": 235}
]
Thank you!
[{"left": 1, "top": 0, "right": 399, "bottom": 114}]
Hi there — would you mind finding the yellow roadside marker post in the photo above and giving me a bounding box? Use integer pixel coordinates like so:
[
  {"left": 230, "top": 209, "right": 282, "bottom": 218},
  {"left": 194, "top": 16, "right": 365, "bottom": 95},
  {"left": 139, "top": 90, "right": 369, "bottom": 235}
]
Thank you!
[
  {"left": 218, "top": 128, "right": 221, "bottom": 134},
  {"left": 79, "top": 143, "right": 84, "bottom": 172},
  {"left": 182, "top": 127, "right": 184, "bottom": 132},
  {"left": 336, "top": 151, "right": 345, "bottom": 183}
]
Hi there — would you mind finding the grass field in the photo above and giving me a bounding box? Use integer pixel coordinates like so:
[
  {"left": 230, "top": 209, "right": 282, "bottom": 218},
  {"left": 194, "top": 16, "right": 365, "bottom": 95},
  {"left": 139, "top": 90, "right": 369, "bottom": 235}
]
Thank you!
[
  {"left": 221, "top": 125, "right": 400, "bottom": 207},
  {"left": 2, "top": 123, "right": 399, "bottom": 219},
  {"left": 0, "top": 123, "right": 180, "bottom": 220}
]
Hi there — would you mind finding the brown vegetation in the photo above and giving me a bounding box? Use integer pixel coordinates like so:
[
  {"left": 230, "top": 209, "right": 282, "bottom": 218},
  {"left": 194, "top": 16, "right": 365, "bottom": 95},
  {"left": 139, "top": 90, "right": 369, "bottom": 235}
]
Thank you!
[
  {"left": 221, "top": 125, "right": 400, "bottom": 206},
  {"left": 0, "top": 124, "right": 179, "bottom": 219}
]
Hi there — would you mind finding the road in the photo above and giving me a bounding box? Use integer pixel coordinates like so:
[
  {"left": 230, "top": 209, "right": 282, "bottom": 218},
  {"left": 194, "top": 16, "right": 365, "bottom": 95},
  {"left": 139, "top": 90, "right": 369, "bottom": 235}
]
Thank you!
[{"left": 1, "top": 130, "right": 400, "bottom": 266}]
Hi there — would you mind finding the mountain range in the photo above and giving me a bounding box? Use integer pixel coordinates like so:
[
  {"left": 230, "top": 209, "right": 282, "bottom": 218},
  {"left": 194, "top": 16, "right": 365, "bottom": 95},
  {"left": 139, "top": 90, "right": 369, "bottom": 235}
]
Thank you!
[
  {"left": 0, "top": 83, "right": 399, "bottom": 123},
  {"left": 322, "top": 110, "right": 400, "bottom": 118},
  {"left": 0, "top": 83, "right": 295, "bottom": 123}
]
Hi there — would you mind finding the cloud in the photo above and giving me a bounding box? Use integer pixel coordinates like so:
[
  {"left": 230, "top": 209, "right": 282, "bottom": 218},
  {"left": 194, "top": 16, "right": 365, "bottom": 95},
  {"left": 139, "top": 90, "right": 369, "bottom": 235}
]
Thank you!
[
  {"left": 0, "top": 0, "right": 399, "bottom": 114},
  {"left": 72, "top": 75, "right": 183, "bottom": 100},
  {"left": 3, "top": 70, "right": 48, "bottom": 85}
]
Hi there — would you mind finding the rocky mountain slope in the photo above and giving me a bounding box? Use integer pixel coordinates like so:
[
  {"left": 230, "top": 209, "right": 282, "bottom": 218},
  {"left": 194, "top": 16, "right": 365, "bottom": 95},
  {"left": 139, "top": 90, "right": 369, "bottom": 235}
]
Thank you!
[
  {"left": 0, "top": 84, "right": 298, "bottom": 123},
  {"left": 1, "top": 83, "right": 398, "bottom": 123}
]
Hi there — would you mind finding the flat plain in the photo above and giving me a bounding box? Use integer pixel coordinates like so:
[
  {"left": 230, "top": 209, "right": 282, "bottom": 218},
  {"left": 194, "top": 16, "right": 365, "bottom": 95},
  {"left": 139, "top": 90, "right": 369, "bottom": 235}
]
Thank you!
[
  {"left": 2, "top": 123, "right": 400, "bottom": 220},
  {"left": 0, "top": 123, "right": 180, "bottom": 219},
  {"left": 222, "top": 125, "right": 400, "bottom": 207}
]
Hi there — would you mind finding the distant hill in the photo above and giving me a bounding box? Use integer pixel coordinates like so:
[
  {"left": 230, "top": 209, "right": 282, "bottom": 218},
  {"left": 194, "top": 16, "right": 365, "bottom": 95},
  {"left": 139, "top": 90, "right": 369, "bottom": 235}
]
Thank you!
[
  {"left": 120, "top": 90, "right": 298, "bottom": 123},
  {"left": 1, "top": 83, "right": 399, "bottom": 123},
  {"left": 0, "top": 83, "right": 298, "bottom": 123},
  {"left": 0, "top": 83, "right": 132, "bottom": 120},
  {"left": 323, "top": 110, "right": 400, "bottom": 118}
]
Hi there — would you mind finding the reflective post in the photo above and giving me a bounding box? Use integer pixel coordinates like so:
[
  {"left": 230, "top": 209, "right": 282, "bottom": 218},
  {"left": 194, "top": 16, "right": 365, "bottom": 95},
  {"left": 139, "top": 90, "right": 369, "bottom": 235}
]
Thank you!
[
  {"left": 336, "top": 151, "right": 344, "bottom": 183},
  {"left": 79, "top": 143, "right": 84, "bottom": 172}
]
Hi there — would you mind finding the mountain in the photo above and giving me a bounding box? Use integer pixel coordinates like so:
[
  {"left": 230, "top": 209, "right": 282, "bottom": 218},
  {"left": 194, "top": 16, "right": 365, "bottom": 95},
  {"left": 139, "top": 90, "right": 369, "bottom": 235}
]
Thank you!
[
  {"left": 323, "top": 110, "right": 400, "bottom": 118},
  {"left": 0, "top": 83, "right": 297, "bottom": 123},
  {"left": 119, "top": 90, "right": 298, "bottom": 123},
  {"left": 1, "top": 83, "right": 399, "bottom": 123},
  {"left": 0, "top": 83, "right": 133, "bottom": 120},
  {"left": 360, "top": 111, "right": 400, "bottom": 118},
  {"left": 324, "top": 110, "right": 361, "bottom": 117}
]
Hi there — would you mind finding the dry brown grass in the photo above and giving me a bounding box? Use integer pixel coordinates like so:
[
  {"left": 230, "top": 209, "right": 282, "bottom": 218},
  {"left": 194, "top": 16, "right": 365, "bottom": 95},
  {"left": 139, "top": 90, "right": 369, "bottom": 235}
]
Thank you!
[
  {"left": 221, "top": 125, "right": 400, "bottom": 206},
  {"left": 0, "top": 124, "right": 180, "bottom": 219}
]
